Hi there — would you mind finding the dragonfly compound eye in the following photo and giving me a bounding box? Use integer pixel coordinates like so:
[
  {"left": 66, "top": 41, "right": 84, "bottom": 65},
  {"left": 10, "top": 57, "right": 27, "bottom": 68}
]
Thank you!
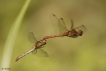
[{"left": 78, "top": 30, "right": 83, "bottom": 36}]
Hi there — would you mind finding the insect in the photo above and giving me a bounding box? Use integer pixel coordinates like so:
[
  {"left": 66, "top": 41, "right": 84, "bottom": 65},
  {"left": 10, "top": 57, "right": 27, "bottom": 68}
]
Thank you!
[
  {"left": 43, "top": 14, "right": 86, "bottom": 40},
  {"left": 16, "top": 32, "right": 48, "bottom": 62}
]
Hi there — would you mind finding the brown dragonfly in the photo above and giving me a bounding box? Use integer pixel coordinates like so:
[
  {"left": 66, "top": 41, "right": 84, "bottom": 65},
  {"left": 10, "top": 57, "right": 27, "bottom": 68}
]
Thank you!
[
  {"left": 16, "top": 32, "right": 48, "bottom": 62},
  {"left": 43, "top": 14, "right": 86, "bottom": 40}
]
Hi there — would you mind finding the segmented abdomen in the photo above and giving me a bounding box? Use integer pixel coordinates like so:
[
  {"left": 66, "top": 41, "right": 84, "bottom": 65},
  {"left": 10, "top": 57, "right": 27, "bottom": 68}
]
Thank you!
[{"left": 15, "top": 46, "right": 35, "bottom": 61}]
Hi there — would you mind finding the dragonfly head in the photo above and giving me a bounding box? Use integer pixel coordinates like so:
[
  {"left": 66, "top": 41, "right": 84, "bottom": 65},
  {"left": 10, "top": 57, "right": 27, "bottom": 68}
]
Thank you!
[
  {"left": 42, "top": 39, "right": 46, "bottom": 44},
  {"left": 77, "top": 30, "right": 83, "bottom": 36}
]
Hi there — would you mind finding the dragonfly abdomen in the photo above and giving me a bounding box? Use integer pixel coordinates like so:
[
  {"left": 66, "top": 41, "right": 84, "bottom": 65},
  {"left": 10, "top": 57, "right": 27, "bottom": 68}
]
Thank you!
[{"left": 15, "top": 46, "right": 35, "bottom": 61}]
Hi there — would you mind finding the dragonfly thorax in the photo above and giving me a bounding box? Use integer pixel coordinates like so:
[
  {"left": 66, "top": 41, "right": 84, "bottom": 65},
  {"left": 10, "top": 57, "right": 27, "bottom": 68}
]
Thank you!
[
  {"left": 68, "top": 29, "right": 78, "bottom": 38},
  {"left": 68, "top": 29, "right": 83, "bottom": 38},
  {"left": 35, "top": 39, "right": 46, "bottom": 49}
]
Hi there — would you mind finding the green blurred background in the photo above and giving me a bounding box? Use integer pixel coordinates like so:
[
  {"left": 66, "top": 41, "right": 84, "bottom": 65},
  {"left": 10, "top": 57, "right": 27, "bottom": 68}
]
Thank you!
[{"left": 0, "top": 0, "right": 106, "bottom": 71}]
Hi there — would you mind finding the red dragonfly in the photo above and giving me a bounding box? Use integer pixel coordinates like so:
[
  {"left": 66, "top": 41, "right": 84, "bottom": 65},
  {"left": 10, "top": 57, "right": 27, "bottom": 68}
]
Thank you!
[
  {"left": 16, "top": 32, "right": 48, "bottom": 62},
  {"left": 43, "top": 14, "right": 86, "bottom": 40}
]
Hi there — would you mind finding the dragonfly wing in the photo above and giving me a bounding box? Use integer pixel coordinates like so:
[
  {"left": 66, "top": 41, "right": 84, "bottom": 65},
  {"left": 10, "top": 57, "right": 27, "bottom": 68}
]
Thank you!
[
  {"left": 32, "top": 49, "right": 37, "bottom": 55},
  {"left": 28, "top": 32, "right": 37, "bottom": 43},
  {"left": 50, "top": 14, "right": 60, "bottom": 34},
  {"left": 50, "top": 14, "right": 68, "bottom": 34},
  {"left": 70, "top": 19, "right": 74, "bottom": 30},
  {"left": 74, "top": 25, "right": 87, "bottom": 33},
  {"left": 58, "top": 18, "right": 68, "bottom": 33},
  {"left": 32, "top": 45, "right": 45, "bottom": 55},
  {"left": 33, "top": 48, "right": 49, "bottom": 57}
]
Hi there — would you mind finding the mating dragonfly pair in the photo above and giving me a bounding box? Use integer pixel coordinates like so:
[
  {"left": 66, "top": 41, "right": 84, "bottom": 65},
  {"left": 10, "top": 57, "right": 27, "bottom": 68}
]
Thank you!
[{"left": 16, "top": 14, "right": 86, "bottom": 61}]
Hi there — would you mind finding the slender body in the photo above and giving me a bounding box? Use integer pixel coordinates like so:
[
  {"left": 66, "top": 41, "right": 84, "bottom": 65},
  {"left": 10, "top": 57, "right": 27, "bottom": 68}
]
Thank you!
[
  {"left": 43, "top": 14, "right": 86, "bottom": 40},
  {"left": 15, "top": 32, "right": 48, "bottom": 62},
  {"left": 43, "top": 29, "right": 84, "bottom": 39}
]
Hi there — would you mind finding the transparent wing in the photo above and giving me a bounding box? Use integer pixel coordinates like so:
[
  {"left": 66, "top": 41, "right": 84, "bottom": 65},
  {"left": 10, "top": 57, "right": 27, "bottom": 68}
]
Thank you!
[
  {"left": 74, "top": 25, "right": 87, "bottom": 33},
  {"left": 70, "top": 19, "right": 74, "bottom": 30},
  {"left": 58, "top": 18, "right": 68, "bottom": 33},
  {"left": 50, "top": 14, "right": 60, "bottom": 34},
  {"left": 50, "top": 14, "right": 67, "bottom": 34},
  {"left": 32, "top": 48, "right": 49, "bottom": 57},
  {"left": 28, "top": 32, "right": 37, "bottom": 43},
  {"left": 32, "top": 49, "right": 37, "bottom": 54}
]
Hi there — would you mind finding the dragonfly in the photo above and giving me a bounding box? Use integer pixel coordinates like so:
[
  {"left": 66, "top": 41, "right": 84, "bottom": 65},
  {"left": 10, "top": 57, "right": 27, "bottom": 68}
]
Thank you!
[
  {"left": 16, "top": 32, "right": 48, "bottom": 62},
  {"left": 43, "top": 14, "right": 86, "bottom": 40}
]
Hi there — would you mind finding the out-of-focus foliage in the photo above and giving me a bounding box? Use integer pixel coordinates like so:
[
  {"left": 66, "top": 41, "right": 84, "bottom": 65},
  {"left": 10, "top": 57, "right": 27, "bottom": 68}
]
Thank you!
[{"left": 0, "top": 0, "right": 106, "bottom": 71}]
